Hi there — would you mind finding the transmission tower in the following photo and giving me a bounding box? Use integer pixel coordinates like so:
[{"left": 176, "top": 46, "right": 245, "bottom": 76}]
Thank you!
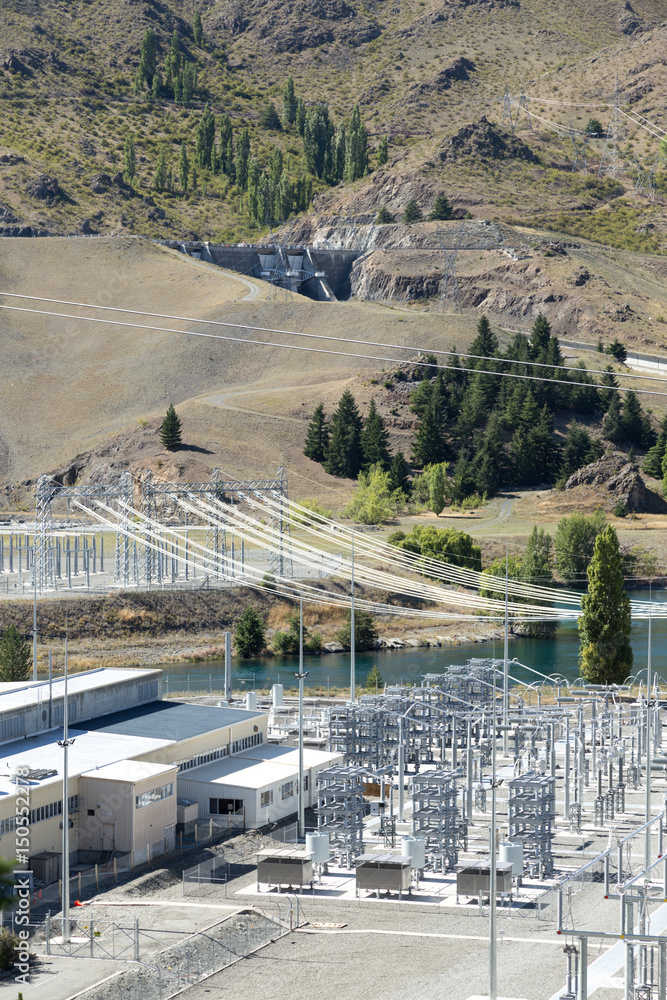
[
  {"left": 598, "top": 80, "right": 623, "bottom": 179},
  {"left": 633, "top": 153, "right": 660, "bottom": 201},
  {"left": 571, "top": 134, "right": 589, "bottom": 174},
  {"left": 435, "top": 225, "right": 466, "bottom": 314},
  {"left": 269, "top": 466, "right": 293, "bottom": 578},
  {"left": 113, "top": 471, "right": 139, "bottom": 587},
  {"left": 501, "top": 86, "right": 515, "bottom": 133},
  {"left": 516, "top": 88, "right": 532, "bottom": 131},
  {"left": 205, "top": 468, "right": 226, "bottom": 579},
  {"left": 34, "top": 475, "right": 57, "bottom": 593}
]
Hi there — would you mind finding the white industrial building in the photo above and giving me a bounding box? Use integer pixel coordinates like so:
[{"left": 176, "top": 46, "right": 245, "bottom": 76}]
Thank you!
[
  {"left": 0, "top": 666, "right": 341, "bottom": 881},
  {"left": 178, "top": 743, "right": 343, "bottom": 829}
]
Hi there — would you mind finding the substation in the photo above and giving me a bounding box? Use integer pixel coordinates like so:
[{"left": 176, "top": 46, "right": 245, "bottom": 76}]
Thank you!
[{"left": 6, "top": 471, "right": 667, "bottom": 1000}]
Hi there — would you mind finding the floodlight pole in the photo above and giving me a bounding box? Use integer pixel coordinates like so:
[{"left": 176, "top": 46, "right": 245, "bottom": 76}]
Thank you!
[
  {"left": 503, "top": 551, "right": 509, "bottom": 756},
  {"left": 58, "top": 632, "right": 75, "bottom": 945},
  {"left": 350, "top": 530, "right": 355, "bottom": 705},
  {"left": 295, "top": 591, "right": 308, "bottom": 839},
  {"left": 32, "top": 560, "right": 38, "bottom": 682},
  {"left": 645, "top": 601, "right": 652, "bottom": 869},
  {"left": 490, "top": 669, "right": 498, "bottom": 1000}
]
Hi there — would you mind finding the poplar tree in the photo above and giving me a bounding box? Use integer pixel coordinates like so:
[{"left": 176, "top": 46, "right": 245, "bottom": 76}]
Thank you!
[
  {"left": 579, "top": 525, "right": 632, "bottom": 685},
  {"left": 193, "top": 11, "right": 203, "bottom": 45},
  {"left": 282, "top": 76, "right": 296, "bottom": 126},
  {"left": 324, "top": 390, "right": 363, "bottom": 479},
  {"left": 377, "top": 135, "right": 388, "bottom": 166},
  {"left": 138, "top": 27, "right": 157, "bottom": 88},
  {"left": 179, "top": 142, "right": 189, "bottom": 192},
  {"left": 361, "top": 398, "right": 390, "bottom": 470},
  {"left": 303, "top": 402, "right": 329, "bottom": 463},
  {"left": 123, "top": 134, "right": 136, "bottom": 184},
  {"left": 160, "top": 404, "right": 182, "bottom": 450},
  {"left": 195, "top": 104, "right": 216, "bottom": 169},
  {"left": 153, "top": 147, "right": 168, "bottom": 191}
]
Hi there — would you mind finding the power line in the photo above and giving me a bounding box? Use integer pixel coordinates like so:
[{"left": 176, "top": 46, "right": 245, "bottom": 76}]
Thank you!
[
  {"left": 0, "top": 292, "right": 663, "bottom": 388},
  {"left": 5, "top": 299, "right": 667, "bottom": 397}
]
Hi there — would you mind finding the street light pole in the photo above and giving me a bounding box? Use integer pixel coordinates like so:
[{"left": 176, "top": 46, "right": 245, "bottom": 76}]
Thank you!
[
  {"left": 57, "top": 631, "right": 75, "bottom": 944},
  {"left": 32, "top": 553, "right": 38, "bottom": 682},
  {"left": 645, "top": 601, "right": 652, "bottom": 869},
  {"left": 295, "top": 592, "right": 308, "bottom": 839},
  {"left": 490, "top": 669, "right": 499, "bottom": 1000},
  {"left": 503, "top": 551, "right": 509, "bottom": 756},
  {"left": 350, "top": 530, "right": 355, "bottom": 705}
]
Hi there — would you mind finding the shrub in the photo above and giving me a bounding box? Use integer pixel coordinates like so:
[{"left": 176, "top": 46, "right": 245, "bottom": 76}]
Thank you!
[
  {"left": 336, "top": 609, "right": 379, "bottom": 651},
  {"left": 234, "top": 608, "right": 266, "bottom": 657}
]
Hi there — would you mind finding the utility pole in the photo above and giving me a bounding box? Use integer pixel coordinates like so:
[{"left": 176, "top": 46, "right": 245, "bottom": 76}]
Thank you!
[
  {"left": 503, "top": 551, "right": 509, "bottom": 756},
  {"left": 645, "top": 601, "right": 652, "bottom": 869},
  {"left": 57, "top": 629, "right": 75, "bottom": 944},
  {"left": 350, "top": 531, "right": 355, "bottom": 705},
  {"left": 489, "top": 670, "right": 499, "bottom": 1000},
  {"left": 295, "top": 592, "right": 308, "bottom": 839}
]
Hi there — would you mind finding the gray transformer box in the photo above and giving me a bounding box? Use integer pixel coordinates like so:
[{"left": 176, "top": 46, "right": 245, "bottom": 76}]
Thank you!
[
  {"left": 256, "top": 850, "right": 313, "bottom": 888},
  {"left": 456, "top": 860, "right": 514, "bottom": 897},
  {"left": 355, "top": 854, "right": 412, "bottom": 894}
]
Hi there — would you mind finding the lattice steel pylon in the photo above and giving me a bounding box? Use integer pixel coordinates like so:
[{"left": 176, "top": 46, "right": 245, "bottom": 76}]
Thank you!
[
  {"left": 435, "top": 225, "right": 466, "bottom": 313},
  {"left": 571, "top": 134, "right": 589, "bottom": 174},
  {"left": 516, "top": 88, "right": 532, "bottom": 131},
  {"left": 34, "top": 475, "right": 57, "bottom": 593},
  {"left": 205, "top": 468, "right": 226, "bottom": 580},
  {"left": 139, "top": 470, "right": 158, "bottom": 587},
  {"left": 268, "top": 466, "right": 293, "bottom": 578},
  {"left": 633, "top": 153, "right": 659, "bottom": 201},
  {"left": 113, "top": 471, "right": 138, "bottom": 587},
  {"left": 598, "top": 80, "right": 623, "bottom": 179},
  {"left": 501, "top": 86, "right": 514, "bottom": 132}
]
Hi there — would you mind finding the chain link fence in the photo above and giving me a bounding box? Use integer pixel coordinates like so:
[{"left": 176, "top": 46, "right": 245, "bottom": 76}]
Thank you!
[{"left": 40, "top": 905, "right": 298, "bottom": 1000}]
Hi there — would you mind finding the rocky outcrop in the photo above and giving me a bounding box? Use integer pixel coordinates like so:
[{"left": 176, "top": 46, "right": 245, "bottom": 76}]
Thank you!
[
  {"left": 565, "top": 455, "right": 648, "bottom": 512},
  {"left": 409, "top": 57, "right": 476, "bottom": 96},
  {"left": 26, "top": 175, "right": 71, "bottom": 204},
  {"left": 208, "top": 0, "right": 381, "bottom": 52},
  {"left": 436, "top": 116, "right": 540, "bottom": 164}
]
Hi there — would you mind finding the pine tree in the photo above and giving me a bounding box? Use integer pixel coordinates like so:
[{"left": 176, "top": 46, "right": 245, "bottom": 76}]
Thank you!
[
  {"left": 579, "top": 525, "right": 632, "bottom": 685},
  {"left": 530, "top": 312, "right": 552, "bottom": 357},
  {"left": 472, "top": 412, "right": 505, "bottom": 497},
  {"left": 138, "top": 28, "right": 157, "bottom": 88},
  {"left": 260, "top": 102, "right": 282, "bottom": 130},
  {"left": 0, "top": 625, "right": 31, "bottom": 682},
  {"left": 324, "top": 390, "right": 363, "bottom": 479},
  {"left": 376, "top": 205, "right": 394, "bottom": 224},
  {"left": 411, "top": 391, "right": 446, "bottom": 468},
  {"left": 388, "top": 451, "right": 411, "bottom": 496},
  {"left": 621, "top": 390, "right": 649, "bottom": 448},
  {"left": 361, "top": 398, "right": 390, "bottom": 470},
  {"left": 643, "top": 415, "right": 667, "bottom": 478},
  {"left": 561, "top": 422, "right": 596, "bottom": 479},
  {"left": 428, "top": 194, "right": 453, "bottom": 221},
  {"left": 282, "top": 76, "right": 296, "bottom": 126},
  {"left": 123, "top": 134, "right": 136, "bottom": 184},
  {"left": 159, "top": 403, "right": 182, "bottom": 450},
  {"left": 451, "top": 450, "right": 477, "bottom": 503},
  {"left": 153, "top": 147, "right": 168, "bottom": 191},
  {"left": 303, "top": 402, "right": 329, "bottom": 463},
  {"left": 468, "top": 314, "right": 498, "bottom": 364},
  {"left": 599, "top": 365, "right": 619, "bottom": 412},
  {"left": 193, "top": 11, "right": 203, "bottom": 46},
  {"left": 377, "top": 135, "right": 388, "bottom": 166},
  {"left": 602, "top": 393, "right": 623, "bottom": 442},
  {"left": 402, "top": 198, "right": 422, "bottom": 223},
  {"left": 179, "top": 142, "right": 189, "bottom": 192}
]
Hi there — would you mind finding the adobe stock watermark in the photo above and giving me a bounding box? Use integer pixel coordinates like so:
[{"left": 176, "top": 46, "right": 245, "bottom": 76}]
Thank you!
[{"left": 13, "top": 765, "right": 32, "bottom": 985}]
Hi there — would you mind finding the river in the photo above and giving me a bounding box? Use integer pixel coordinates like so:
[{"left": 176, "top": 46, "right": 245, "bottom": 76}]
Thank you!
[{"left": 158, "top": 588, "right": 667, "bottom": 695}]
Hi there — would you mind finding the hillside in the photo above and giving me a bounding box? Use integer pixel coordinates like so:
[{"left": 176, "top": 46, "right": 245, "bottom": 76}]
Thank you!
[{"left": 0, "top": 0, "right": 665, "bottom": 247}]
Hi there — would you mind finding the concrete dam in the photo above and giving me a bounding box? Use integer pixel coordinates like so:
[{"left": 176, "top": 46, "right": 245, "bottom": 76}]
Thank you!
[{"left": 160, "top": 240, "right": 362, "bottom": 301}]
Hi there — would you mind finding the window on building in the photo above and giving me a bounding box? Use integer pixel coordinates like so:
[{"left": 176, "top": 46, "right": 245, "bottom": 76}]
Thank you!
[
  {"left": 260, "top": 790, "right": 273, "bottom": 808},
  {"left": 135, "top": 782, "right": 174, "bottom": 810},
  {"left": 280, "top": 782, "right": 294, "bottom": 801},
  {"left": 304, "top": 776, "right": 309, "bottom": 792},
  {"left": 209, "top": 798, "right": 243, "bottom": 815}
]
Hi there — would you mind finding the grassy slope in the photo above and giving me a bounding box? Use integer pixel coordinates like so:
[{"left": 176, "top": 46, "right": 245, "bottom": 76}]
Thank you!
[{"left": 0, "top": 0, "right": 665, "bottom": 243}]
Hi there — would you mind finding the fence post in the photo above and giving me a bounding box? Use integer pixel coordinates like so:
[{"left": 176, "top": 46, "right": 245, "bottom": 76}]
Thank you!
[
  {"left": 134, "top": 917, "right": 139, "bottom": 961},
  {"left": 90, "top": 918, "right": 94, "bottom": 957},
  {"left": 45, "top": 912, "right": 50, "bottom": 954}
]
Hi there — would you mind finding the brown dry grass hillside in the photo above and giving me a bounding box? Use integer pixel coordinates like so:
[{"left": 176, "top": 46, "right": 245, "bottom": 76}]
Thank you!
[
  {"left": 0, "top": 0, "right": 665, "bottom": 244},
  {"left": 0, "top": 234, "right": 481, "bottom": 494}
]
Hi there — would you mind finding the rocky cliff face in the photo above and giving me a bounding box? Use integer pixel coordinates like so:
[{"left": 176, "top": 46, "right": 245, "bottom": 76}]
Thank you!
[{"left": 565, "top": 455, "right": 650, "bottom": 512}]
